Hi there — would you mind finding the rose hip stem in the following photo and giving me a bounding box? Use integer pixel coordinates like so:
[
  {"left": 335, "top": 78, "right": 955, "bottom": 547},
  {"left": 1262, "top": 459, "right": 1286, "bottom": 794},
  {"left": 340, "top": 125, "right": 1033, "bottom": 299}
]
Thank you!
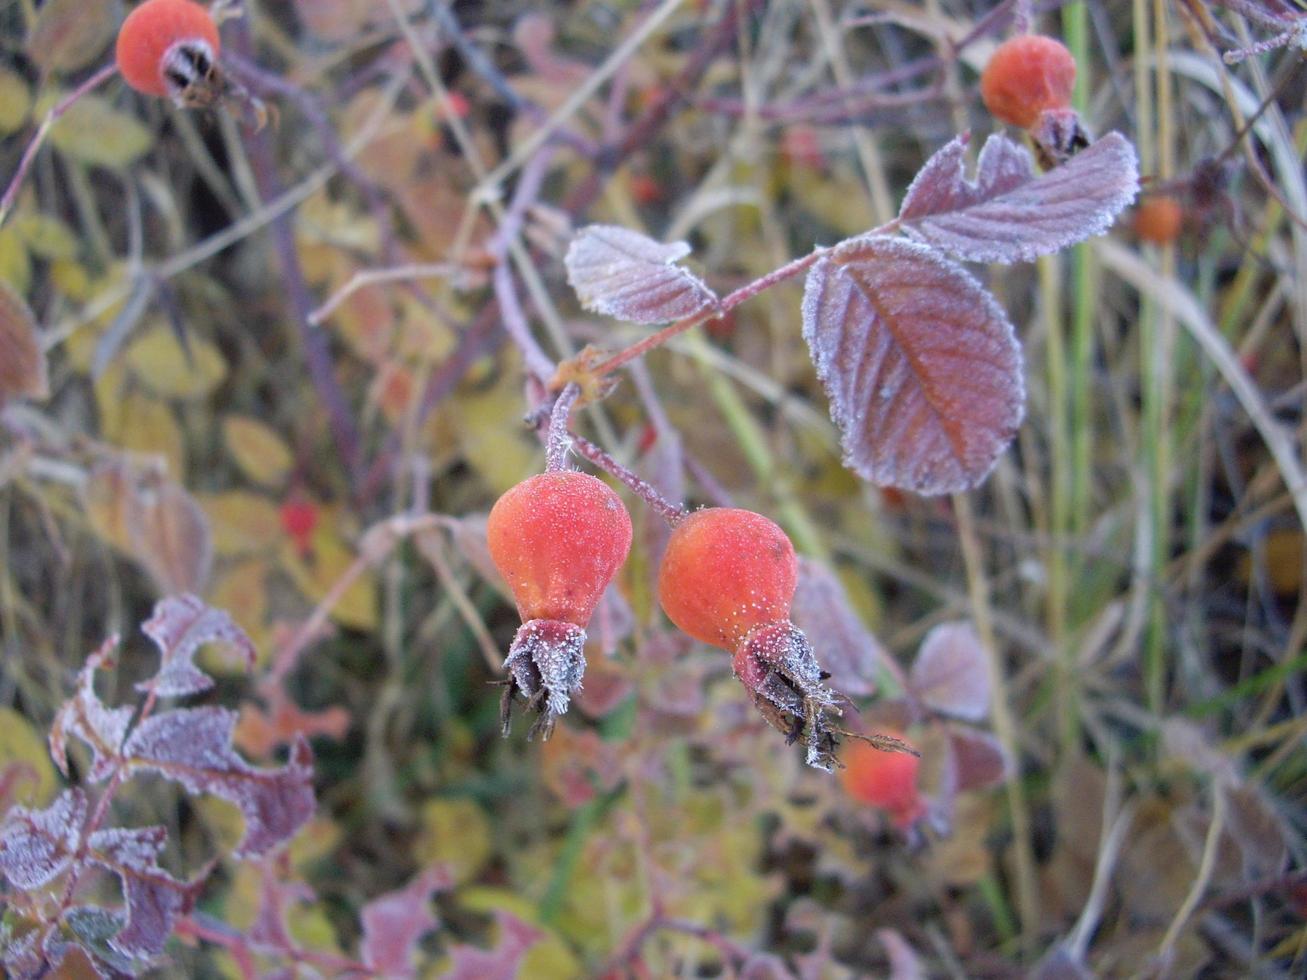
[
  {"left": 544, "top": 383, "right": 581, "bottom": 472},
  {"left": 568, "top": 433, "right": 688, "bottom": 527}
]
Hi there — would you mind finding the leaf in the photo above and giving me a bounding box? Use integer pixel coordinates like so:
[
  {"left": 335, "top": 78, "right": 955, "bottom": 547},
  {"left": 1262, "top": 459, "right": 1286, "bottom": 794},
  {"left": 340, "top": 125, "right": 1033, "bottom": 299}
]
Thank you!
[
  {"left": 790, "top": 558, "right": 883, "bottom": 697},
  {"left": 0, "top": 707, "right": 58, "bottom": 806},
  {"left": 26, "top": 0, "right": 122, "bottom": 74},
  {"left": 565, "top": 224, "right": 719, "bottom": 324},
  {"left": 415, "top": 799, "right": 492, "bottom": 884},
  {"left": 86, "top": 825, "right": 203, "bottom": 958},
  {"left": 947, "top": 727, "right": 1009, "bottom": 792},
  {"left": 0, "top": 67, "right": 31, "bottom": 135},
  {"left": 441, "top": 909, "right": 542, "bottom": 980},
  {"left": 223, "top": 416, "right": 294, "bottom": 488},
  {"left": 0, "top": 280, "right": 49, "bottom": 403},
  {"left": 0, "top": 789, "right": 86, "bottom": 890},
  {"left": 898, "top": 132, "right": 1139, "bottom": 263},
  {"left": 878, "top": 928, "right": 925, "bottom": 980},
  {"left": 49, "top": 639, "right": 133, "bottom": 781},
  {"left": 801, "top": 235, "right": 1024, "bottom": 494},
  {"left": 12, "top": 213, "right": 80, "bottom": 259},
  {"left": 910, "top": 622, "right": 990, "bottom": 721},
  {"left": 45, "top": 92, "right": 152, "bottom": 169},
  {"left": 125, "top": 325, "right": 228, "bottom": 400},
  {"left": 199, "top": 491, "right": 283, "bottom": 557},
  {"left": 138, "top": 594, "right": 257, "bottom": 699},
  {"left": 279, "top": 529, "right": 377, "bottom": 631},
  {"left": 359, "top": 866, "right": 452, "bottom": 979},
  {"left": 124, "top": 708, "right": 314, "bottom": 859}
]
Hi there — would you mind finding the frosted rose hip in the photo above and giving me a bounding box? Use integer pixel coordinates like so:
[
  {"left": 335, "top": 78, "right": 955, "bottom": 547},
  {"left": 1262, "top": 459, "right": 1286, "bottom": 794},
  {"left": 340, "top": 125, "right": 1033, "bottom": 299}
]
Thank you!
[{"left": 980, "top": 35, "right": 1076, "bottom": 129}]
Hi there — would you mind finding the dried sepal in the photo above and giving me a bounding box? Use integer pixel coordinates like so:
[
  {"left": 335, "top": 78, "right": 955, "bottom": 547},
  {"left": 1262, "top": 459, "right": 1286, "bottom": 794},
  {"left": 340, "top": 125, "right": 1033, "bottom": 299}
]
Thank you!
[
  {"left": 123, "top": 708, "right": 314, "bottom": 859},
  {"left": 0, "top": 788, "right": 87, "bottom": 890},
  {"left": 139, "top": 593, "right": 257, "bottom": 698},
  {"left": 801, "top": 235, "right": 1024, "bottom": 495},
  {"left": 499, "top": 618, "right": 587, "bottom": 740},
  {"left": 565, "top": 224, "right": 719, "bottom": 324},
  {"left": 898, "top": 132, "right": 1138, "bottom": 263},
  {"left": 732, "top": 621, "right": 849, "bottom": 772}
]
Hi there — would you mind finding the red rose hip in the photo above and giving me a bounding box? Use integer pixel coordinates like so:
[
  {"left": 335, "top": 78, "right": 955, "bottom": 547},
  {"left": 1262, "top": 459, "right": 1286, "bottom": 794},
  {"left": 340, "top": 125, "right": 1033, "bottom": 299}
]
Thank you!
[
  {"left": 980, "top": 34, "right": 1076, "bottom": 129},
  {"left": 488, "top": 471, "right": 632, "bottom": 737},
  {"left": 839, "top": 732, "right": 926, "bottom": 828},
  {"left": 117, "top": 0, "right": 223, "bottom": 106}
]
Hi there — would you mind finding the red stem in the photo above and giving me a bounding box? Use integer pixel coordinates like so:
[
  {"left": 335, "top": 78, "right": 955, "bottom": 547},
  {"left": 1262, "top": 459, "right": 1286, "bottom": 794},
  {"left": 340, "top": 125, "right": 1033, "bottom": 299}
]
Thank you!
[
  {"left": 545, "top": 384, "right": 580, "bottom": 472},
  {"left": 570, "top": 433, "right": 687, "bottom": 526}
]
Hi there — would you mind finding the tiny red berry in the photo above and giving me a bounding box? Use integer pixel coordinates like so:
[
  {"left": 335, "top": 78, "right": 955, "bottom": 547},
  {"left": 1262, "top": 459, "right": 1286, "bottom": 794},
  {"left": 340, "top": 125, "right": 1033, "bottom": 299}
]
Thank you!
[
  {"left": 657, "top": 508, "right": 845, "bottom": 770},
  {"left": 838, "top": 732, "right": 925, "bottom": 828},
  {"left": 279, "top": 498, "right": 318, "bottom": 555},
  {"left": 1134, "top": 195, "right": 1184, "bottom": 246},
  {"left": 116, "top": 0, "right": 222, "bottom": 105},
  {"left": 488, "top": 471, "right": 632, "bottom": 736},
  {"left": 980, "top": 35, "right": 1076, "bottom": 130}
]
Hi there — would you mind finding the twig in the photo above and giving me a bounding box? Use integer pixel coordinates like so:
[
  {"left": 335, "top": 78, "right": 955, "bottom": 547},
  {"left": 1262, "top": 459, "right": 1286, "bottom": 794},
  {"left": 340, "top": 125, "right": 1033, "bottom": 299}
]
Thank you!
[
  {"left": 308, "top": 263, "right": 461, "bottom": 326},
  {"left": 545, "top": 384, "right": 580, "bottom": 472},
  {"left": 570, "top": 433, "right": 688, "bottom": 526}
]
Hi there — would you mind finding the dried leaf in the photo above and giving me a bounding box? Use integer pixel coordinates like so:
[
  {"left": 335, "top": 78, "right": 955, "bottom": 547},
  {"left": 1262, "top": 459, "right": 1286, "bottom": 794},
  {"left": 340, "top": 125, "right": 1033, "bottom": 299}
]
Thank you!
[
  {"left": 0, "top": 280, "right": 48, "bottom": 403},
  {"left": 138, "top": 594, "right": 257, "bottom": 699},
  {"left": 802, "top": 236, "right": 1024, "bottom": 494},
  {"left": 126, "top": 472, "right": 214, "bottom": 596},
  {"left": 26, "top": 0, "right": 121, "bottom": 74},
  {"left": 49, "top": 640, "right": 133, "bottom": 781},
  {"left": 0, "top": 789, "right": 86, "bottom": 890},
  {"left": 790, "top": 558, "right": 882, "bottom": 697},
  {"left": 947, "top": 727, "right": 1008, "bottom": 792},
  {"left": 124, "top": 709, "right": 314, "bottom": 858},
  {"left": 899, "top": 133, "right": 1139, "bottom": 263},
  {"left": 442, "top": 909, "right": 542, "bottom": 980},
  {"left": 359, "top": 866, "right": 452, "bottom": 979},
  {"left": 86, "top": 825, "right": 202, "bottom": 958},
  {"left": 911, "top": 622, "right": 990, "bottom": 721},
  {"left": 565, "top": 224, "right": 719, "bottom": 324},
  {"left": 223, "top": 416, "right": 294, "bottom": 488}
]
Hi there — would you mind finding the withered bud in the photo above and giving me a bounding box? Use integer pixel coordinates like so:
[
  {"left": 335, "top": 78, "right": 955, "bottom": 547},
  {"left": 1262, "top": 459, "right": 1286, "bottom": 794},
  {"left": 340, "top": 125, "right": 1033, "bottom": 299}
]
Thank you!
[{"left": 500, "top": 618, "right": 586, "bottom": 741}]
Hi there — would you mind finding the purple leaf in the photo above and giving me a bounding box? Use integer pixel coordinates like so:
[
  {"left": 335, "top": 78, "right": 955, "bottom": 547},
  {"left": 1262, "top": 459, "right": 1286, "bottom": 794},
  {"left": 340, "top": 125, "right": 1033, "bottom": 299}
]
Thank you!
[
  {"left": 60, "top": 906, "right": 137, "bottom": 976},
  {"left": 0, "top": 789, "right": 86, "bottom": 890},
  {"left": 565, "top": 224, "right": 719, "bottom": 324},
  {"left": 50, "top": 639, "right": 133, "bottom": 781},
  {"left": 801, "top": 236, "right": 1024, "bottom": 494},
  {"left": 87, "top": 825, "right": 204, "bottom": 958},
  {"left": 910, "top": 622, "right": 990, "bottom": 721},
  {"left": 360, "top": 866, "right": 452, "bottom": 978},
  {"left": 138, "top": 594, "right": 257, "bottom": 698},
  {"left": 898, "top": 132, "right": 1139, "bottom": 263},
  {"left": 123, "top": 708, "right": 314, "bottom": 858},
  {"left": 441, "top": 910, "right": 541, "bottom": 980},
  {"left": 947, "top": 727, "right": 1009, "bottom": 792},
  {"left": 248, "top": 867, "right": 315, "bottom": 953},
  {"left": 791, "top": 558, "right": 883, "bottom": 697}
]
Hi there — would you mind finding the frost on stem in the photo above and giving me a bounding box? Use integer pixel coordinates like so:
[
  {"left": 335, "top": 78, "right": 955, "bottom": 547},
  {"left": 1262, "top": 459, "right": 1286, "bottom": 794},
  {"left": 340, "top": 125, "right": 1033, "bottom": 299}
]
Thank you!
[
  {"left": 732, "top": 621, "right": 848, "bottom": 772},
  {"left": 500, "top": 618, "right": 587, "bottom": 740}
]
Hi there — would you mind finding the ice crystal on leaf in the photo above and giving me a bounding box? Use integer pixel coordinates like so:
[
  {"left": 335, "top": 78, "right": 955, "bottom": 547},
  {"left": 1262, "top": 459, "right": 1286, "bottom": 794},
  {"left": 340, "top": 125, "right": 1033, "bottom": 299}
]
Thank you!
[
  {"left": 898, "top": 132, "right": 1139, "bottom": 264},
  {"left": 49, "top": 640, "right": 134, "bottom": 782},
  {"left": 86, "top": 825, "right": 204, "bottom": 958},
  {"left": 801, "top": 236, "right": 1025, "bottom": 495},
  {"left": 138, "top": 593, "right": 257, "bottom": 698},
  {"left": 565, "top": 224, "right": 719, "bottom": 323},
  {"left": 0, "top": 788, "right": 86, "bottom": 890}
]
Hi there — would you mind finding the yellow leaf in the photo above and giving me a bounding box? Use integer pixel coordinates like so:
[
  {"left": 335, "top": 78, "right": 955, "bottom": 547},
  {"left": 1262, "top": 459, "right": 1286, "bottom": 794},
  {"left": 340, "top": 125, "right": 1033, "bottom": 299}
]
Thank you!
[
  {"left": 44, "top": 92, "right": 152, "bottom": 169},
  {"left": 65, "top": 265, "right": 130, "bottom": 373},
  {"left": 110, "top": 391, "right": 186, "bottom": 475},
  {"left": 0, "top": 707, "right": 58, "bottom": 805},
  {"left": 13, "top": 213, "right": 79, "bottom": 260},
  {"left": 287, "top": 816, "right": 342, "bottom": 871},
  {"left": 207, "top": 558, "right": 270, "bottom": 661},
  {"left": 0, "top": 67, "right": 32, "bottom": 135},
  {"left": 126, "top": 323, "right": 228, "bottom": 400},
  {"left": 451, "top": 365, "right": 540, "bottom": 495},
  {"left": 280, "top": 530, "right": 377, "bottom": 630},
  {"left": 458, "top": 888, "right": 582, "bottom": 980},
  {"left": 50, "top": 258, "right": 90, "bottom": 300},
  {"left": 0, "top": 227, "right": 32, "bottom": 296},
  {"left": 197, "top": 491, "right": 282, "bottom": 557},
  {"left": 414, "top": 798, "right": 492, "bottom": 884},
  {"left": 26, "top": 0, "right": 121, "bottom": 74},
  {"left": 223, "top": 415, "right": 294, "bottom": 488}
]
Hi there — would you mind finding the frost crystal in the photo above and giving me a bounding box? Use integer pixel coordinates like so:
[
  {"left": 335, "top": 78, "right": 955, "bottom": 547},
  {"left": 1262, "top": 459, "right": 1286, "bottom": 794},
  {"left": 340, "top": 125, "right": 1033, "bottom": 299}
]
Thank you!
[
  {"left": 0, "top": 788, "right": 86, "bottom": 890},
  {"left": 501, "top": 618, "right": 587, "bottom": 740}
]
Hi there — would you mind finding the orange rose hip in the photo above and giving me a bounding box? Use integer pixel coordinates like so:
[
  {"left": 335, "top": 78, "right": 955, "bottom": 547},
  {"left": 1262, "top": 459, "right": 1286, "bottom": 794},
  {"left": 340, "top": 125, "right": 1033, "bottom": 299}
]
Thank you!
[
  {"left": 116, "top": 0, "right": 223, "bottom": 106},
  {"left": 980, "top": 34, "right": 1076, "bottom": 129}
]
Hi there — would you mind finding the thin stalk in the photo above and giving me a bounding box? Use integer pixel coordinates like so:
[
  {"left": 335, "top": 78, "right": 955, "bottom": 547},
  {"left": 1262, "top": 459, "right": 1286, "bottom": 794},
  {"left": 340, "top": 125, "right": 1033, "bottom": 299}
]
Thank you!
[
  {"left": 545, "top": 384, "right": 581, "bottom": 473},
  {"left": 570, "top": 433, "right": 687, "bottom": 526}
]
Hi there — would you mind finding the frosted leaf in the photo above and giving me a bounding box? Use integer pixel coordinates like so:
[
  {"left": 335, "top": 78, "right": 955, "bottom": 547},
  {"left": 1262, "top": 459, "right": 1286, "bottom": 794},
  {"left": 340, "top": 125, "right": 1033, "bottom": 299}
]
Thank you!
[
  {"left": 442, "top": 910, "right": 542, "bottom": 980},
  {"left": 50, "top": 639, "right": 133, "bottom": 782},
  {"left": 898, "top": 132, "right": 1139, "bottom": 263},
  {"left": 911, "top": 622, "right": 990, "bottom": 721},
  {"left": 565, "top": 224, "right": 719, "bottom": 323},
  {"left": 359, "top": 865, "right": 452, "bottom": 979},
  {"left": 0, "top": 281, "right": 48, "bottom": 404},
  {"left": 791, "top": 558, "right": 883, "bottom": 697},
  {"left": 138, "top": 594, "right": 256, "bottom": 698},
  {"left": 801, "top": 236, "right": 1024, "bottom": 494},
  {"left": 123, "top": 708, "right": 315, "bottom": 858},
  {"left": 87, "top": 825, "right": 203, "bottom": 958},
  {"left": 248, "top": 868, "right": 315, "bottom": 953},
  {"left": 947, "top": 727, "right": 1009, "bottom": 792},
  {"left": 59, "top": 906, "right": 136, "bottom": 977},
  {"left": 0, "top": 789, "right": 86, "bottom": 890}
]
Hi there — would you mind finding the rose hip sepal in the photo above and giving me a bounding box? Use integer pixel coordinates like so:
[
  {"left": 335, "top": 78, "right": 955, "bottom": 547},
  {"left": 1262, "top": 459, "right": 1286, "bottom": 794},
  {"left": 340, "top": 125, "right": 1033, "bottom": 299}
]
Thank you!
[
  {"left": 657, "top": 507, "right": 851, "bottom": 771},
  {"left": 487, "top": 471, "right": 632, "bottom": 739}
]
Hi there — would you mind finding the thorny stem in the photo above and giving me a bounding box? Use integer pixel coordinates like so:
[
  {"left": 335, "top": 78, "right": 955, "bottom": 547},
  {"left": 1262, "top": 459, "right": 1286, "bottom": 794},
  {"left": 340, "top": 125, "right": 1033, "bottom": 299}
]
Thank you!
[
  {"left": 569, "top": 433, "right": 688, "bottom": 526},
  {"left": 0, "top": 63, "right": 118, "bottom": 228},
  {"left": 545, "top": 384, "right": 580, "bottom": 471}
]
